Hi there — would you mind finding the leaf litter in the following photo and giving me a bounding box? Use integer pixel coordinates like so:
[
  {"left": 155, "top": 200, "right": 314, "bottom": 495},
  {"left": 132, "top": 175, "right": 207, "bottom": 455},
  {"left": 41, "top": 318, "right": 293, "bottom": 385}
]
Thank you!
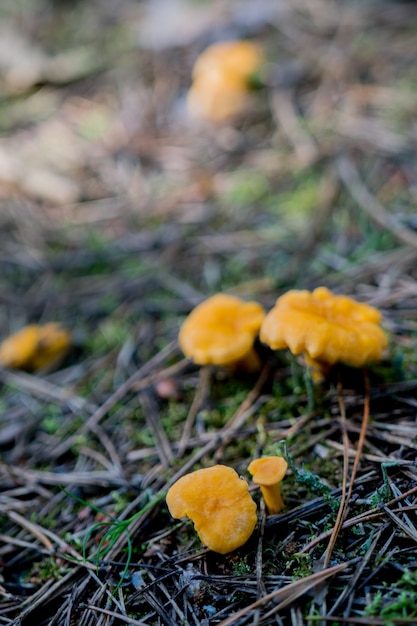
[{"left": 0, "top": 0, "right": 417, "bottom": 624}]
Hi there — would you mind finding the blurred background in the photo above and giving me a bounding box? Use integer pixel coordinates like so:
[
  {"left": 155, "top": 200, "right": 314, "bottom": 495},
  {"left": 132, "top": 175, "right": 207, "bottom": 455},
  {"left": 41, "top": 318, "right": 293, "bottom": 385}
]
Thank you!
[{"left": 1, "top": 0, "right": 416, "bottom": 333}]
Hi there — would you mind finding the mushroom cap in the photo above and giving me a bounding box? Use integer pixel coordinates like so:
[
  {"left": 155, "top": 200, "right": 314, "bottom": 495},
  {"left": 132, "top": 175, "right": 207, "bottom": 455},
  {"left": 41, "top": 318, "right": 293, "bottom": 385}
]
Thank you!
[
  {"left": 187, "top": 75, "right": 250, "bottom": 122},
  {"left": 178, "top": 294, "right": 265, "bottom": 366},
  {"left": 192, "top": 41, "right": 263, "bottom": 83},
  {"left": 248, "top": 456, "right": 288, "bottom": 486},
  {"left": 260, "top": 286, "right": 388, "bottom": 368},
  {"left": 166, "top": 465, "right": 257, "bottom": 554},
  {"left": 187, "top": 40, "right": 263, "bottom": 121},
  {"left": 0, "top": 323, "right": 72, "bottom": 371},
  {"left": 0, "top": 325, "right": 39, "bottom": 370}
]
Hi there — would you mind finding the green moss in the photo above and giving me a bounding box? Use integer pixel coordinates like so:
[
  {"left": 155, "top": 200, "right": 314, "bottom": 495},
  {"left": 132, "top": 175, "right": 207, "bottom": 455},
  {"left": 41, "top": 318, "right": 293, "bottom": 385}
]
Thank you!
[
  {"left": 86, "top": 317, "right": 133, "bottom": 354},
  {"left": 365, "top": 569, "right": 417, "bottom": 623},
  {"left": 41, "top": 404, "right": 63, "bottom": 435},
  {"left": 269, "top": 177, "right": 320, "bottom": 231},
  {"left": 290, "top": 552, "right": 313, "bottom": 579},
  {"left": 220, "top": 169, "right": 272, "bottom": 208},
  {"left": 232, "top": 555, "right": 252, "bottom": 575},
  {"left": 27, "top": 556, "right": 70, "bottom": 585}
]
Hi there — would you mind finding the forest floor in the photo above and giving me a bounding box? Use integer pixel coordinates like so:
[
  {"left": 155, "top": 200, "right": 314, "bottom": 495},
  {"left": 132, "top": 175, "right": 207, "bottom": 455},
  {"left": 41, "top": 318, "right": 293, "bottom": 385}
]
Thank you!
[{"left": 1, "top": 1, "right": 417, "bottom": 624}]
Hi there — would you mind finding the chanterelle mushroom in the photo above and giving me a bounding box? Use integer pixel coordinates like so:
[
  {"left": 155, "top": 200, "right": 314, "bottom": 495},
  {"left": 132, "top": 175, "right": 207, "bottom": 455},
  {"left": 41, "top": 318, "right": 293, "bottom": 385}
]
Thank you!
[
  {"left": 0, "top": 323, "right": 72, "bottom": 372},
  {"left": 260, "top": 287, "right": 388, "bottom": 370},
  {"left": 187, "top": 40, "right": 263, "bottom": 121},
  {"left": 166, "top": 465, "right": 257, "bottom": 554},
  {"left": 178, "top": 293, "right": 265, "bottom": 372},
  {"left": 248, "top": 456, "right": 288, "bottom": 515}
]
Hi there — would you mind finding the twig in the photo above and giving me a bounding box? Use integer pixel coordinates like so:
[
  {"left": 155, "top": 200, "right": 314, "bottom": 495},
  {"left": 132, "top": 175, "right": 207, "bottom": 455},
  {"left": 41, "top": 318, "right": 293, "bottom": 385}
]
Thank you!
[
  {"left": 337, "top": 155, "right": 417, "bottom": 249},
  {"left": 0, "top": 533, "right": 52, "bottom": 556},
  {"left": 300, "top": 484, "right": 417, "bottom": 554},
  {"left": 323, "top": 381, "right": 350, "bottom": 566},
  {"left": 220, "top": 363, "right": 271, "bottom": 435},
  {"left": 254, "top": 500, "right": 267, "bottom": 626},
  {"left": 8, "top": 569, "right": 81, "bottom": 622},
  {"left": 271, "top": 91, "right": 319, "bottom": 167},
  {"left": 324, "top": 372, "right": 371, "bottom": 565},
  {"left": 1, "top": 463, "right": 128, "bottom": 488},
  {"left": 177, "top": 365, "right": 211, "bottom": 458},
  {"left": 50, "top": 342, "right": 183, "bottom": 458},
  {"left": 5, "top": 510, "right": 54, "bottom": 551},
  {"left": 140, "top": 391, "right": 174, "bottom": 467},
  {"left": 218, "top": 562, "right": 351, "bottom": 626},
  {"left": 4, "top": 509, "right": 95, "bottom": 568},
  {"left": 328, "top": 528, "right": 382, "bottom": 616},
  {"left": 83, "top": 605, "right": 150, "bottom": 625},
  {"left": 380, "top": 504, "right": 417, "bottom": 543},
  {"left": 0, "top": 367, "right": 92, "bottom": 413}
]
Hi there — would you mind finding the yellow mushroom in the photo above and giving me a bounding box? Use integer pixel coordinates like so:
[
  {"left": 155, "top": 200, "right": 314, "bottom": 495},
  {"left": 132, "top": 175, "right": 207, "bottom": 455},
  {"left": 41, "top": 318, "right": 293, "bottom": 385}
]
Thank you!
[
  {"left": 260, "top": 286, "right": 388, "bottom": 376},
  {"left": 178, "top": 293, "right": 265, "bottom": 373},
  {"left": 166, "top": 465, "right": 257, "bottom": 554},
  {"left": 187, "top": 40, "right": 263, "bottom": 122},
  {"left": 248, "top": 456, "right": 288, "bottom": 514},
  {"left": 0, "top": 323, "right": 72, "bottom": 372}
]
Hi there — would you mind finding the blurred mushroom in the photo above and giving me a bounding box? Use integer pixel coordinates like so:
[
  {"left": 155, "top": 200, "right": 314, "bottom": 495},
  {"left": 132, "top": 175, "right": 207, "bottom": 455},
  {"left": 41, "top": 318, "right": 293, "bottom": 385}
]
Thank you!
[
  {"left": 260, "top": 287, "right": 388, "bottom": 376},
  {"left": 166, "top": 465, "right": 257, "bottom": 554},
  {"left": 0, "top": 323, "right": 72, "bottom": 372},
  {"left": 187, "top": 40, "right": 263, "bottom": 122},
  {"left": 178, "top": 293, "right": 265, "bottom": 373},
  {"left": 248, "top": 456, "right": 288, "bottom": 514}
]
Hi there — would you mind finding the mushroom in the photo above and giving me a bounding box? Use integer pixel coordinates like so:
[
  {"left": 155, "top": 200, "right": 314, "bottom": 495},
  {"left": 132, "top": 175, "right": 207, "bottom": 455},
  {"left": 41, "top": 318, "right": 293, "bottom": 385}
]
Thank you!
[
  {"left": 260, "top": 287, "right": 388, "bottom": 374},
  {"left": 248, "top": 456, "right": 288, "bottom": 514},
  {"left": 0, "top": 323, "right": 72, "bottom": 372},
  {"left": 187, "top": 40, "right": 263, "bottom": 122},
  {"left": 166, "top": 465, "right": 257, "bottom": 554},
  {"left": 178, "top": 293, "right": 265, "bottom": 373}
]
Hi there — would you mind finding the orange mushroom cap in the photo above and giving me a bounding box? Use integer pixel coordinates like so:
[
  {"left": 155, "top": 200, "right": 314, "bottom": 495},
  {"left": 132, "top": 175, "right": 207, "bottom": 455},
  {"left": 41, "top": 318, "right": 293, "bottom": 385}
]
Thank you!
[
  {"left": 260, "top": 286, "right": 388, "bottom": 368},
  {"left": 191, "top": 41, "right": 263, "bottom": 83},
  {"left": 187, "top": 40, "right": 263, "bottom": 121},
  {"left": 248, "top": 456, "right": 288, "bottom": 514},
  {"left": 178, "top": 294, "right": 265, "bottom": 368},
  {"left": 0, "top": 323, "right": 72, "bottom": 372},
  {"left": 166, "top": 465, "right": 257, "bottom": 554},
  {"left": 248, "top": 456, "right": 288, "bottom": 487}
]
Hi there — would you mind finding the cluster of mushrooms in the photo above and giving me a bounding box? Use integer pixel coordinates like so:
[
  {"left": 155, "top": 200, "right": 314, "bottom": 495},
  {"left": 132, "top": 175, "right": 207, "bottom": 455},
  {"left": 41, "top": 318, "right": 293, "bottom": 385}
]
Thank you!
[{"left": 166, "top": 287, "right": 388, "bottom": 554}]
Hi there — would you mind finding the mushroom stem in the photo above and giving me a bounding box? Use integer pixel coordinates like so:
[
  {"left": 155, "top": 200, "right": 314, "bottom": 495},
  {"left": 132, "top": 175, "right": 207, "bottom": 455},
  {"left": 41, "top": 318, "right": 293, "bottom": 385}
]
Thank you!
[
  {"left": 259, "top": 483, "right": 285, "bottom": 515},
  {"left": 248, "top": 456, "right": 288, "bottom": 516}
]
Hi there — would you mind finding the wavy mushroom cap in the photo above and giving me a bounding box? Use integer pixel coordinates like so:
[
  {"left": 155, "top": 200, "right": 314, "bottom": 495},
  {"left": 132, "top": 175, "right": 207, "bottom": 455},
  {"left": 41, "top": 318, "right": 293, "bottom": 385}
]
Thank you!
[
  {"left": 0, "top": 323, "right": 72, "bottom": 372},
  {"left": 178, "top": 294, "right": 265, "bottom": 366},
  {"left": 248, "top": 456, "right": 288, "bottom": 487},
  {"left": 166, "top": 465, "right": 257, "bottom": 554},
  {"left": 187, "top": 40, "right": 263, "bottom": 121},
  {"left": 260, "top": 287, "right": 388, "bottom": 368}
]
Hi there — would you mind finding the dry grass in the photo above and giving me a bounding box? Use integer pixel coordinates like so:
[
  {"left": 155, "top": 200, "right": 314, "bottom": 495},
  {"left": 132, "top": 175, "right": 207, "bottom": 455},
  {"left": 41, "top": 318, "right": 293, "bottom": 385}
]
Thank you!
[{"left": 1, "top": 0, "right": 417, "bottom": 624}]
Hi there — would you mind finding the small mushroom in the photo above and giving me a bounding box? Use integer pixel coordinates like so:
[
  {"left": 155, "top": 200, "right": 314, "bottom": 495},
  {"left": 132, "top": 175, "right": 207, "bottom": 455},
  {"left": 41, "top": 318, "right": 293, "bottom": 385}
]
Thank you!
[
  {"left": 248, "top": 456, "right": 288, "bottom": 514},
  {"left": 178, "top": 293, "right": 265, "bottom": 373},
  {"left": 187, "top": 40, "right": 263, "bottom": 122},
  {"left": 166, "top": 465, "right": 257, "bottom": 554},
  {"left": 260, "top": 287, "right": 388, "bottom": 375},
  {"left": 0, "top": 323, "right": 72, "bottom": 372}
]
